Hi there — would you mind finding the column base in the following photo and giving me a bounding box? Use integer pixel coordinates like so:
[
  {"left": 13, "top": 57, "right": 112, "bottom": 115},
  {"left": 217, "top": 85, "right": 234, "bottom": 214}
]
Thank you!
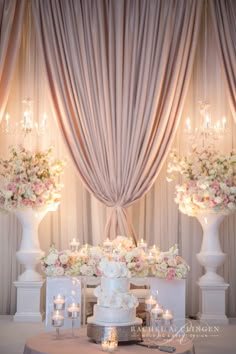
[
  {"left": 197, "top": 281, "right": 229, "bottom": 325},
  {"left": 14, "top": 280, "right": 45, "bottom": 322}
]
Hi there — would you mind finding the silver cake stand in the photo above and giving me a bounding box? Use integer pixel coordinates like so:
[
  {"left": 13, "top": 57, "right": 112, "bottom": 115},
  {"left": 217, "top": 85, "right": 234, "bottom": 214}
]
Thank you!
[{"left": 87, "top": 317, "right": 143, "bottom": 343}]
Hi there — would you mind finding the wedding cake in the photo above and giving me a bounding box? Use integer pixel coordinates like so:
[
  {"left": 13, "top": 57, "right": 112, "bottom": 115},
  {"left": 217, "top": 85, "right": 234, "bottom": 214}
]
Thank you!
[{"left": 87, "top": 259, "right": 142, "bottom": 327}]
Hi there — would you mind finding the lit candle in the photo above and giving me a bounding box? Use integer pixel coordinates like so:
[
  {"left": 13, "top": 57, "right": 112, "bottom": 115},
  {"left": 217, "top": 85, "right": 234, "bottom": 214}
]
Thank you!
[
  {"left": 67, "top": 303, "right": 80, "bottom": 319},
  {"left": 147, "top": 252, "right": 154, "bottom": 262},
  {"left": 53, "top": 294, "right": 65, "bottom": 310},
  {"left": 51, "top": 310, "right": 64, "bottom": 327},
  {"left": 103, "top": 237, "right": 112, "bottom": 248},
  {"left": 101, "top": 341, "right": 109, "bottom": 351},
  {"left": 5, "top": 113, "right": 9, "bottom": 127},
  {"left": 222, "top": 116, "right": 226, "bottom": 130},
  {"left": 137, "top": 238, "right": 147, "bottom": 250},
  {"left": 162, "top": 309, "right": 174, "bottom": 326},
  {"left": 205, "top": 114, "right": 210, "bottom": 129},
  {"left": 186, "top": 117, "right": 191, "bottom": 132},
  {"left": 151, "top": 304, "right": 164, "bottom": 320},
  {"left": 145, "top": 295, "right": 157, "bottom": 312},
  {"left": 69, "top": 238, "right": 80, "bottom": 252}
]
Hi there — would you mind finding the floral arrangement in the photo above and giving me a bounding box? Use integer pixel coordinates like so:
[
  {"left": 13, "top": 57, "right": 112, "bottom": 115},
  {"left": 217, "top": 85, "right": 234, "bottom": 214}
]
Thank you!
[
  {"left": 0, "top": 145, "right": 65, "bottom": 210},
  {"left": 41, "top": 236, "right": 190, "bottom": 280},
  {"left": 167, "top": 145, "right": 236, "bottom": 216}
]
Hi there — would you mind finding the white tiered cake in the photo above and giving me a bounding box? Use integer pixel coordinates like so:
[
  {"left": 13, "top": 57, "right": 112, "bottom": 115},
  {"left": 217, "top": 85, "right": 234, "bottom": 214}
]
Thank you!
[{"left": 87, "top": 260, "right": 142, "bottom": 327}]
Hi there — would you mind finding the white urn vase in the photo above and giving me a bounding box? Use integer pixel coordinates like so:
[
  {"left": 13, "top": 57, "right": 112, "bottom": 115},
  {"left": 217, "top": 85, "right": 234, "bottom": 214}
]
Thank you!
[
  {"left": 13, "top": 204, "right": 58, "bottom": 281},
  {"left": 196, "top": 212, "right": 226, "bottom": 285}
]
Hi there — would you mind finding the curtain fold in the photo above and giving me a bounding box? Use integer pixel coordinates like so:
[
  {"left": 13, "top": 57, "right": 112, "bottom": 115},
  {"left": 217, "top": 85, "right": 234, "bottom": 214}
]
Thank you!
[
  {"left": 32, "top": 0, "right": 203, "bottom": 241},
  {"left": 0, "top": 0, "right": 25, "bottom": 121},
  {"left": 209, "top": 0, "right": 236, "bottom": 122}
]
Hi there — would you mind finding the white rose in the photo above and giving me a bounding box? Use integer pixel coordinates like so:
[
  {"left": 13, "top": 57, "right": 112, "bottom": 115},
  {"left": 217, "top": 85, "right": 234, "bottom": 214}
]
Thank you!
[
  {"left": 45, "top": 252, "right": 58, "bottom": 265},
  {"left": 59, "top": 253, "right": 69, "bottom": 265}
]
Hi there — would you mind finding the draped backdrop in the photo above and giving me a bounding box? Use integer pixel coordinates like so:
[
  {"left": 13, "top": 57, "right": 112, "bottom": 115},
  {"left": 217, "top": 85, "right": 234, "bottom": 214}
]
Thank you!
[
  {"left": 0, "top": 0, "right": 235, "bottom": 318},
  {"left": 32, "top": 0, "right": 203, "bottom": 242}
]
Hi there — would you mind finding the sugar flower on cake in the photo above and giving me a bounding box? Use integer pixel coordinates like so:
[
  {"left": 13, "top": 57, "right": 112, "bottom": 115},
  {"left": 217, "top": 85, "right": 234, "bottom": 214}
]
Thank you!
[
  {"left": 0, "top": 145, "right": 65, "bottom": 211},
  {"left": 98, "top": 259, "right": 130, "bottom": 278},
  {"left": 167, "top": 145, "right": 236, "bottom": 216}
]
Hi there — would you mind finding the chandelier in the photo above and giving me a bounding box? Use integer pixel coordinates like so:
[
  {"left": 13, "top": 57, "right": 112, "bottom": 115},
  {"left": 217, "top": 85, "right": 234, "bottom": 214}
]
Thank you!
[
  {"left": 2, "top": 98, "right": 48, "bottom": 136},
  {"left": 184, "top": 101, "right": 227, "bottom": 148}
]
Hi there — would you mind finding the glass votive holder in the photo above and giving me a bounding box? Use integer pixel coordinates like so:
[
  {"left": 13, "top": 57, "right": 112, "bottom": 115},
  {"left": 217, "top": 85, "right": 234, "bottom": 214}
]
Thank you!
[
  {"left": 53, "top": 295, "right": 65, "bottom": 311},
  {"left": 162, "top": 309, "right": 174, "bottom": 327},
  {"left": 67, "top": 303, "right": 80, "bottom": 319},
  {"left": 101, "top": 340, "right": 118, "bottom": 352},
  {"left": 51, "top": 310, "right": 64, "bottom": 338}
]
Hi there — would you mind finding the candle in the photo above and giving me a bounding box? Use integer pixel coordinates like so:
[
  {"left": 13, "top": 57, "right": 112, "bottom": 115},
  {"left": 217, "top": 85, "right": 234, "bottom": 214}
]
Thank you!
[
  {"left": 51, "top": 310, "right": 64, "bottom": 327},
  {"left": 205, "top": 114, "right": 210, "bottom": 129},
  {"left": 53, "top": 295, "right": 65, "bottom": 310},
  {"left": 162, "top": 309, "right": 174, "bottom": 326},
  {"left": 145, "top": 295, "right": 157, "bottom": 312},
  {"left": 151, "top": 304, "right": 164, "bottom": 320},
  {"left": 67, "top": 303, "right": 80, "bottom": 319},
  {"left": 137, "top": 238, "right": 147, "bottom": 250},
  {"left": 103, "top": 237, "right": 112, "bottom": 248},
  {"left": 69, "top": 238, "right": 80, "bottom": 252},
  {"left": 101, "top": 341, "right": 109, "bottom": 351},
  {"left": 222, "top": 116, "right": 226, "bottom": 130},
  {"left": 186, "top": 117, "right": 191, "bottom": 132},
  {"left": 101, "top": 340, "right": 117, "bottom": 352}
]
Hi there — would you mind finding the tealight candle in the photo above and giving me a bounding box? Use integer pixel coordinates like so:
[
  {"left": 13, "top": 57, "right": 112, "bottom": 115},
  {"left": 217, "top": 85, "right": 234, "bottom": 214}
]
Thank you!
[
  {"left": 101, "top": 340, "right": 109, "bottom": 351},
  {"left": 53, "top": 295, "right": 65, "bottom": 311},
  {"left": 162, "top": 309, "right": 174, "bottom": 326},
  {"left": 103, "top": 237, "right": 112, "bottom": 248},
  {"left": 145, "top": 295, "right": 157, "bottom": 312},
  {"left": 151, "top": 304, "right": 164, "bottom": 320},
  {"left": 137, "top": 238, "right": 147, "bottom": 250},
  {"left": 69, "top": 238, "right": 80, "bottom": 252},
  {"left": 51, "top": 310, "right": 64, "bottom": 327},
  {"left": 67, "top": 303, "right": 80, "bottom": 319}
]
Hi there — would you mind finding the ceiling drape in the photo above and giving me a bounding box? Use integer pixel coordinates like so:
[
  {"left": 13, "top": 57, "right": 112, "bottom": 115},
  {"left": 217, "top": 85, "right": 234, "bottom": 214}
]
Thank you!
[
  {"left": 0, "top": 0, "right": 25, "bottom": 121},
  {"left": 32, "top": 0, "right": 203, "bottom": 242},
  {"left": 209, "top": 0, "right": 236, "bottom": 122}
]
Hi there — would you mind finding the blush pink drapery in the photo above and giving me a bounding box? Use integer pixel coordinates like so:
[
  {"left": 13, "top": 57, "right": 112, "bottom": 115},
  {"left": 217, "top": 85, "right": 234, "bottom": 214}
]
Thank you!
[
  {"left": 0, "top": 0, "right": 25, "bottom": 121},
  {"left": 32, "top": 0, "right": 203, "bottom": 241},
  {"left": 209, "top": 0, "right": 236, "bottom": 122}
]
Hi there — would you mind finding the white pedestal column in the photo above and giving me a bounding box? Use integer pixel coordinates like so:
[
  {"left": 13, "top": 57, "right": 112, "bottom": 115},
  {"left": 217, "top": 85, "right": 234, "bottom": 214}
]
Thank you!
[
  {"left": 14, "top": 280, "right": 45, "bottom": 322},
  {"left": 197, "top": 282, "right": 229, "bottom": 324}
]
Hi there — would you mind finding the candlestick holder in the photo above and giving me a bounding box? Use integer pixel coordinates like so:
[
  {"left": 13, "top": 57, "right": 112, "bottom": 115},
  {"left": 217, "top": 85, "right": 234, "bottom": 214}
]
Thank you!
[
  {"left": 51, "top": 311, "right": 64, "bottom": 339},
  {"left": 67, "top": 303, "right": 80, "bottom": 337}
]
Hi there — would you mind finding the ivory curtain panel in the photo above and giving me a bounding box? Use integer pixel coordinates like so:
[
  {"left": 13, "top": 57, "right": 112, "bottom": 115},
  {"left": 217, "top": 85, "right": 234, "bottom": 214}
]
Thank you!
[
  {"left": 0, "top": 0, "right": 25, "bottom": 121},
  {"left": 32, "top": 0, "right": 203, "bottom": 241},
  {"left": 209, "top": 0, "right": 236, "bottom": 122}
]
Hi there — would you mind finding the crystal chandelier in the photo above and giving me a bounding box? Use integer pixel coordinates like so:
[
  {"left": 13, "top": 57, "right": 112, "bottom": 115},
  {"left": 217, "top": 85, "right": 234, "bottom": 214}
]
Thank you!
[
  {"left": 184, "top": 101, "right": 227, "bottom": 148},
  {"left": 2, "top": 98, "right": 48, "bottom": 136}
]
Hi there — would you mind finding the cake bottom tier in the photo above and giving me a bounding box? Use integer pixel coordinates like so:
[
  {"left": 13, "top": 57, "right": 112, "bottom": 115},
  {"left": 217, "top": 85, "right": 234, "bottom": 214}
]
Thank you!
[{"left": 93, "top": 304, "right": 136, "bottom": 323}]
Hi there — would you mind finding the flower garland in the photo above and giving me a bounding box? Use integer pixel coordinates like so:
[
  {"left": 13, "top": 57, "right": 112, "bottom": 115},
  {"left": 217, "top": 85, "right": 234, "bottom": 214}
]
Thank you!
[
  {"left": 41, "top": 237, "right": 190, "bottom": 280},
  {"left": 167, "top": 145, "right": 236, "bottom": 216},
  {"left": 0, "top": 145, "right": 65, "bottom": 210}
]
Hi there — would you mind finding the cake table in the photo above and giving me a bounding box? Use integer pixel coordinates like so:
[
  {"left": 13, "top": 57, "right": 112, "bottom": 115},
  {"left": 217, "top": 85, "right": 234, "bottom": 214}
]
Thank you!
[{"left": 23, "top": 328, "right": 195, "bottom": 354}]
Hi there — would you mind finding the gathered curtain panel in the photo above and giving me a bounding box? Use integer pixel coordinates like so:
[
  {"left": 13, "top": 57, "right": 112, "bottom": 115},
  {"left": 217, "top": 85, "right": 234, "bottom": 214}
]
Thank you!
[
  {"left": 209, "top": 0, "right": 236, "bottom": 122},
  {"left": 0, "top": 0, "right": 25, "bottom": 121},
  {"left": 32, "top": 0, "right": 203, "bottom": 241}
]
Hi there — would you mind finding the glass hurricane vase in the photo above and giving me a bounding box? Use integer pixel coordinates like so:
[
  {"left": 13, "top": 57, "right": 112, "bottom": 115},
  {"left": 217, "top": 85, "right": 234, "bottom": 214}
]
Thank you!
[{"left": 13, "top": 204, "right": 58, "bottom": 281}]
